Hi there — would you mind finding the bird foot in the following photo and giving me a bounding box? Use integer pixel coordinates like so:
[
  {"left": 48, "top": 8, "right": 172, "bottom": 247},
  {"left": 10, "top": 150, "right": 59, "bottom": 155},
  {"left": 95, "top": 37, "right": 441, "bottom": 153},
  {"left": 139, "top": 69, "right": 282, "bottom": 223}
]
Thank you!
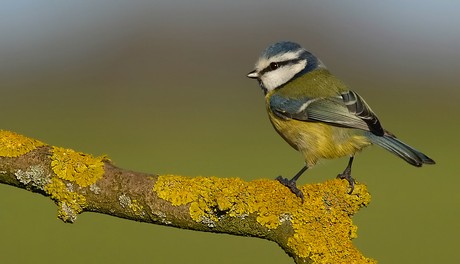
[
  {"left": 276, "top": 176, "right": 304, "bottom": 201},
  {"left": 336, "top": 172, "right": 355, "bottom": 194}
]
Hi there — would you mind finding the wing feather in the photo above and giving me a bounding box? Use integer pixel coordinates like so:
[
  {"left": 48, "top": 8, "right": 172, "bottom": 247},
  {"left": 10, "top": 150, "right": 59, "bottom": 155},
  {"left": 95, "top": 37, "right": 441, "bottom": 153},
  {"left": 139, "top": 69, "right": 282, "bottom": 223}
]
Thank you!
[{"left": 269, "top": 91, "right": 384, "bottom": 135}]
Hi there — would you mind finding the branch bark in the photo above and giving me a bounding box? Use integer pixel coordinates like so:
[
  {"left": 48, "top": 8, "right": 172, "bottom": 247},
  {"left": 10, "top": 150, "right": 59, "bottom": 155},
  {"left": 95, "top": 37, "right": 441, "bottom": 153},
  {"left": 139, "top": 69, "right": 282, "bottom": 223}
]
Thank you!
[{"left": 0, "top": 130, "right": 375, "bottom": 263}]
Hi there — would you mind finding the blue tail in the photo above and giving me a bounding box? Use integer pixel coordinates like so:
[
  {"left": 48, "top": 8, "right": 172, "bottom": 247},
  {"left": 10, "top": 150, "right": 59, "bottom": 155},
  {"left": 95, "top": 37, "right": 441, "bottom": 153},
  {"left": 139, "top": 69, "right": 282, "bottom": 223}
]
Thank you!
[{"left": 366, "top": 132, "right": 435, "bottom": 167}]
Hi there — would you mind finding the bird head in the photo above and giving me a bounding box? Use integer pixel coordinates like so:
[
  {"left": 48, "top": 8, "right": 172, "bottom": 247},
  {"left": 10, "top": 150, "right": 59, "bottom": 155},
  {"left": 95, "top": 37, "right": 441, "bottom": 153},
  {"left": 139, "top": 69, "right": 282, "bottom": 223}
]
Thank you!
[{"left": 247, "top": 41, "right": 324, "bottom": 94}]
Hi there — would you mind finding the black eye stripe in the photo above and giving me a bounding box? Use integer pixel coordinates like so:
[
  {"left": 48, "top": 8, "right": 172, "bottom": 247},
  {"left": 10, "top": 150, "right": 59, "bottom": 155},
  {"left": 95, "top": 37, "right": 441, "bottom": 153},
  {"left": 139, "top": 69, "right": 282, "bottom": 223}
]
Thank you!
[{"left": 260, "top": 58, "right": 303, "bottom": 75}]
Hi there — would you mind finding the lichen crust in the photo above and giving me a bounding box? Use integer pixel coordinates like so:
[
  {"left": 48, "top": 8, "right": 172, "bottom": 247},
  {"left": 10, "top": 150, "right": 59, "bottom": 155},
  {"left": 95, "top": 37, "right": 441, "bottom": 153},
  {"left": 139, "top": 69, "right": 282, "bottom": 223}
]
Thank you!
[
  {"left": 50, "top": 146, "right": 105, "bottom": 187},
  {"left": 44, "top": 177, "right": 87, "bottom": 222},
  {"left": 153, "top": 175, "right": 374, "bottom": 263},
  {"left": 0, "top": 130, "right": 45, "bottom": 157}
]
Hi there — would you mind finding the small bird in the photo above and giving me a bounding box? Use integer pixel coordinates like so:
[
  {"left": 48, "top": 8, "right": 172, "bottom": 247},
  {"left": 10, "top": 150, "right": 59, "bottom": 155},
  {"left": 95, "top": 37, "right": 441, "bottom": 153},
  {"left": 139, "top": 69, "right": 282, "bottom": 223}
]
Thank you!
[{"left": 247, "top": 41, "right": 435, "bottom": 199}]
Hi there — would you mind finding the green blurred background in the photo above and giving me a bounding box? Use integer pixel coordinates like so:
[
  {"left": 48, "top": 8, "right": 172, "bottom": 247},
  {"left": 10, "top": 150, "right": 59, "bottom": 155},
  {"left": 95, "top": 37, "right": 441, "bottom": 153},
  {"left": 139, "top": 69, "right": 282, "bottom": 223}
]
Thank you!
[{"left": 1, "top": 1, "right": 458, "bottom": 263}]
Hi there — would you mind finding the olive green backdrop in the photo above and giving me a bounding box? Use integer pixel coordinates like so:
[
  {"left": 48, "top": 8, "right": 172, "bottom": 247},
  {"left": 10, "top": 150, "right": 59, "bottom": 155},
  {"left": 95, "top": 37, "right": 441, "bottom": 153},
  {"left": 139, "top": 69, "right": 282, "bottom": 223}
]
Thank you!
[{"left": 1, "top": 1, "right": 458, "bottom": 263}]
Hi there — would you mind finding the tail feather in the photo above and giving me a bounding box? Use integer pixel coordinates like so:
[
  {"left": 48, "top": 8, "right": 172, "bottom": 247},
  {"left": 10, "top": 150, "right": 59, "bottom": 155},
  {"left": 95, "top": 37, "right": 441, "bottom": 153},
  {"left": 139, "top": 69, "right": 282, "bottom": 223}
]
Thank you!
[{"left": 366, "top": 132, "right": 435, "bottom": 167}]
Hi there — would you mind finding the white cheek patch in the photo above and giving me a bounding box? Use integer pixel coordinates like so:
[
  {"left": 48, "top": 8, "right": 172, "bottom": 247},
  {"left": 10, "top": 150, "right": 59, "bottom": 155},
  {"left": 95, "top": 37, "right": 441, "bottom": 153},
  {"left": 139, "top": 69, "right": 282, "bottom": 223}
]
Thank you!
[{"left": 261, "top": 60, "right": 307, "bottom": 91}]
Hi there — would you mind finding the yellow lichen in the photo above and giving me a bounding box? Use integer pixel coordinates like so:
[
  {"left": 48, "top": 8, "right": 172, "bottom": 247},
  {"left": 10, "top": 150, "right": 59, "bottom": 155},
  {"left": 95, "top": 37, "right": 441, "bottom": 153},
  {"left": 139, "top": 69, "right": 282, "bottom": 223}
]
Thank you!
[
  {"left": 50, "top": 147, "right": 105, "bottom": 187},
  {"left": 153, "top": 175, "right": 374, "bottom": 263},
  {"left": 0, "top": 130, "right": 45, "bottom": 157},
  {"left": 286, "top": 181, "right": 373, "bottom": 263},
  {"left": 129, "top": 199, "right": 145, "bottom": 216},
  {"left": 44, "top": 177, "right": 87, "bottom": 222}
]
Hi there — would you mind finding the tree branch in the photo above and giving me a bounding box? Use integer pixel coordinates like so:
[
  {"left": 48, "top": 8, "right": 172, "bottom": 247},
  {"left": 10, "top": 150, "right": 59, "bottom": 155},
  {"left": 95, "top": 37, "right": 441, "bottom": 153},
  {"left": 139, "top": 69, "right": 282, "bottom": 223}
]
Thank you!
[{"left": 0, "top": 130, "right": 375, "bottom": 263}]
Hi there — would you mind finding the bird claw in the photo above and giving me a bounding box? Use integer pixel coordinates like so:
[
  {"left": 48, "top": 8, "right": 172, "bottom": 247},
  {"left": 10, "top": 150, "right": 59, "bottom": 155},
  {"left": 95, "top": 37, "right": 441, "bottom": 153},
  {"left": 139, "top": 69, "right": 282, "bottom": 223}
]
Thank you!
[
  {"left": 336, "top": 172, "right": 355, "bottom": 194},
  {"left": 276, "top": 176, "right": 304, "bottom": 201}
]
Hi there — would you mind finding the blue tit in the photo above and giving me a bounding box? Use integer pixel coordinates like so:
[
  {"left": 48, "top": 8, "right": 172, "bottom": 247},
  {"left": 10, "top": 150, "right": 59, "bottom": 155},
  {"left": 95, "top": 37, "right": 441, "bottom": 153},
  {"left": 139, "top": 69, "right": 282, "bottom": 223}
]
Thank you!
[{"left": 247, "top": 41, "right": 435, "bottom": 199}]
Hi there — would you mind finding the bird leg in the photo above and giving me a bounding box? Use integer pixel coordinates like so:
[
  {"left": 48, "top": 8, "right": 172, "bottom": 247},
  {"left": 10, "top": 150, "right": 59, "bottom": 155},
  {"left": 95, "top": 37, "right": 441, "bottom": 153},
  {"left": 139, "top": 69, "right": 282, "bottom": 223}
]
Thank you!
[
  {"left": 337, "top": 156, "right": 356, "bottom": 194},
  {"left": 276, "top": 165, "right": 308, "bottom": 201}
]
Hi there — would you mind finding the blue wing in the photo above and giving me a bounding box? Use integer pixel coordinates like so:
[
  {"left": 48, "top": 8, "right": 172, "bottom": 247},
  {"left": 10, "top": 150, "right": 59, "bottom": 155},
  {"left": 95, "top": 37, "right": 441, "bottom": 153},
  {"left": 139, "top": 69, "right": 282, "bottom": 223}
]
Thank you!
[{"left": 269, "top": 90, "right": 384, "bottom": 136}]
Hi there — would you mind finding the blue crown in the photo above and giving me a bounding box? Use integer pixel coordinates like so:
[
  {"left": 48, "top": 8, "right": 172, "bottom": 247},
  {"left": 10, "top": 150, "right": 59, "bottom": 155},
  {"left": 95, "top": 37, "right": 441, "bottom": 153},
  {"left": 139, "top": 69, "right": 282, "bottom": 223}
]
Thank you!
[{"left": 262, "top": 41, "right": 303, "bottom": 58}]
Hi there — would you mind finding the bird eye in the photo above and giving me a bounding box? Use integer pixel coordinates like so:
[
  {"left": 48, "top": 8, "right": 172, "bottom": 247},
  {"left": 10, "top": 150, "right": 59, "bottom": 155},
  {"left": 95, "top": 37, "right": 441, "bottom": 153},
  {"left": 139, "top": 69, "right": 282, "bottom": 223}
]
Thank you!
[{"left": 269, "top": 62, "right": 279, "bottom": 71}]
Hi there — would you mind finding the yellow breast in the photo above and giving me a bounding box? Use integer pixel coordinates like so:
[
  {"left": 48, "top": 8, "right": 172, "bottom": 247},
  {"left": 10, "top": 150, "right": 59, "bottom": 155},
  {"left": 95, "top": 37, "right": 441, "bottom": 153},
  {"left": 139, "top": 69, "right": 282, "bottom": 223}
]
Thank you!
[{"left": 267, "top": 107, "right": 371, "bottom": 167}]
